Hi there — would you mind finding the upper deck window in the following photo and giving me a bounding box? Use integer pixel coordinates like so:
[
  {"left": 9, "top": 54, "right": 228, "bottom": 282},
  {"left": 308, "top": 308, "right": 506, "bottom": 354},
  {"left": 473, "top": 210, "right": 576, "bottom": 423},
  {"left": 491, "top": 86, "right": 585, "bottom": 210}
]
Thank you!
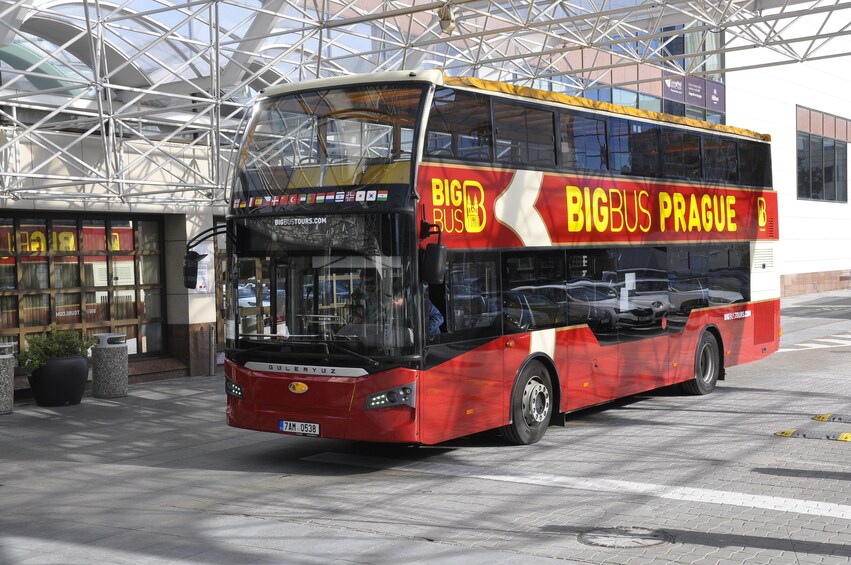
[
  {"left": 560, "top": 112, "right": 607, "bottom": 172},
  {"left": 662, "top": 127, "right": 702, "bottom": 180},
  {"left": 234, "top": 84, "right": 425, "bottom": 202},
  {"left": 739, "top": 139, "right": 773, "bottom": 188},
  {"left": 702, "top": 135, "right": 738, "bottom": 184},
  {"left": 609, "top": 119, "right": 661, "bottom": 177},
  {"left": 492, "top": 101, "right": 556, "bottom": 167},
  {"left": 421, "top": 82, "right": 770, "bottom": 190},
  {"left": 425, "top": 88, "right": 492, "bottom": 161}
]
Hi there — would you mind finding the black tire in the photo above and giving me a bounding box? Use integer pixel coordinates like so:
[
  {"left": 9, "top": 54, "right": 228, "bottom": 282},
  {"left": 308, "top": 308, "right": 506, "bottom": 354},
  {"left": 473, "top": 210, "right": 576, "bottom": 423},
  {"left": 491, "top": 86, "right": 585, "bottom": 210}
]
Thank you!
[
  {"left": 682, "top": 331, "right": 720, "bottom": 395},
  {"left": 500, "top": 361, "right": 553, "bottom": 445}
]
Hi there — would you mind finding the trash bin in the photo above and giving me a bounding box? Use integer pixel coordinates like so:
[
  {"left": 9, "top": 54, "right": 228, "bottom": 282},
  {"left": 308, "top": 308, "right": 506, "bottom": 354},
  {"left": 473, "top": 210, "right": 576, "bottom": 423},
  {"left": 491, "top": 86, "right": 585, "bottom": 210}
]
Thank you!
[
  {"left": 0, "top": 342, "right": 16, "bottom": 415},
  {"left": 92, "top": 333, "right": 128, "bottom": 398}
]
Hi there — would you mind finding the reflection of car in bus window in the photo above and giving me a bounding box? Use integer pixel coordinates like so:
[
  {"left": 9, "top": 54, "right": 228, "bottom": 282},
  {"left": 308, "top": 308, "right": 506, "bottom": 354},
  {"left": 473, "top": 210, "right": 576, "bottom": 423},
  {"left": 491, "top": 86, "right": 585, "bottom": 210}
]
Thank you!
[
  {"left": 524, "top": 281, "right": 670, "bottom": 332},
  {"left": 237, "top": 284, "right": 270, "bottom": 308},
  {"left": 503, "top": 290, "right": 560, "bottom": 331},
  {"left": 707, "top": 279, "right": 745, "bottom": 304},
  {"left": 560, "top": 283, "right": 619, "bottom": 330},
  {"left": 237, "top": 286, "right": 254, "bottom": 307},
  {"left": 449, "top": 285, "right": 498, "bottom": 331}
]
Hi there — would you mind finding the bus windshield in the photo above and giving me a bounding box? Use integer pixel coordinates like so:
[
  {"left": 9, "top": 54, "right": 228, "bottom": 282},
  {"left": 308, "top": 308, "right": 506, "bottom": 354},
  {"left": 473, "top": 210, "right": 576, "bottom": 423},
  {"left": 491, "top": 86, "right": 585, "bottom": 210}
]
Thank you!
[
  {"left": 228, "top": 214, "right": 417, "bottom": 362},
  {"left": 234, "top": 84, "right": 426, "bottom": 201}
]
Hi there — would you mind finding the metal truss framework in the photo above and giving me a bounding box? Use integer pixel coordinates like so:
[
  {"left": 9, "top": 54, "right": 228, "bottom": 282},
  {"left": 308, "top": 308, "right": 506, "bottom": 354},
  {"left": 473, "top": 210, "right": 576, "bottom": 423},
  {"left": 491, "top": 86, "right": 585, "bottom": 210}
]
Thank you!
[{"left": 0, "top": 0, "right": 849, "bottom": 207}]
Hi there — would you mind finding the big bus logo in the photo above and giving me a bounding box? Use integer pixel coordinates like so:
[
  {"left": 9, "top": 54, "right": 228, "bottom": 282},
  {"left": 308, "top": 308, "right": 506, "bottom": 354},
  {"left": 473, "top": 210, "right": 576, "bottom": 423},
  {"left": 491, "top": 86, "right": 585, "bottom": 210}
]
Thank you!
[
  {"left": 431, "top": 178, "right": 487, "bottom": 233},
  {"left": 757, "top": 197, "right": 767, "bottom": 230}
]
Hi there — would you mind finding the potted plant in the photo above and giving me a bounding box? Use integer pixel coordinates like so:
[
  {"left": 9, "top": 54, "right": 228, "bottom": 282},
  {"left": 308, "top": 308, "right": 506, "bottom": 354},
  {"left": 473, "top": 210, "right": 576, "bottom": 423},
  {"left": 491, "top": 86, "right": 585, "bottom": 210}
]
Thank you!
[{"left": 17, "top": 327, "right": 97, "bottom": 407}]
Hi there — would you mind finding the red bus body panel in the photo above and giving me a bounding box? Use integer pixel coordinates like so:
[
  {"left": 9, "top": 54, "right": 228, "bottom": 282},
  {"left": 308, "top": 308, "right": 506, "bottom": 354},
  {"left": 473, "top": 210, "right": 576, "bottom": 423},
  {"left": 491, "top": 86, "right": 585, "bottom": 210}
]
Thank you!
[
  {"left": 226, "top": 298, "right": 779, "bottom": 444},
  {"left": 226, "top": 363, "right": 421, "bottom": 443},
  {"left": 418, "top": 338, "right": 506, "bottom": 444}
]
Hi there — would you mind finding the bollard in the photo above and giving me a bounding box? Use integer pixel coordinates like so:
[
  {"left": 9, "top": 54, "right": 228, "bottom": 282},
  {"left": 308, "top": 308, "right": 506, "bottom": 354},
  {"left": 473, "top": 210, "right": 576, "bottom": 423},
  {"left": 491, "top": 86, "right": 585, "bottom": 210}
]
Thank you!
[
  {"left": 92, "top": 333, "right": 128, "bottom": 398},
  {"left": 0, "top": 343, "right": 16, "bottom": 415}
]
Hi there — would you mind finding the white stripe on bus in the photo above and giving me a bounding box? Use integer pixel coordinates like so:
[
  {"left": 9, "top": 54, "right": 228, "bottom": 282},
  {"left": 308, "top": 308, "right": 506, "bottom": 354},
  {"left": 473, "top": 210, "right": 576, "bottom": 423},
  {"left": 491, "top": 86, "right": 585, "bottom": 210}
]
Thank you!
[{"left": 493, "top": 170, "right": 551, "bottom": 247}]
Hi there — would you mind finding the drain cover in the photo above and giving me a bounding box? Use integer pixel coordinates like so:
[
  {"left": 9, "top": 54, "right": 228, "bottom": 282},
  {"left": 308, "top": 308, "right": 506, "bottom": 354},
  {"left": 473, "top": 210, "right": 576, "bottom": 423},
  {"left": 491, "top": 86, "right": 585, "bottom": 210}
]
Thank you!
[{"left": 578, "top": 527, "right": 674, "bottom": 548}]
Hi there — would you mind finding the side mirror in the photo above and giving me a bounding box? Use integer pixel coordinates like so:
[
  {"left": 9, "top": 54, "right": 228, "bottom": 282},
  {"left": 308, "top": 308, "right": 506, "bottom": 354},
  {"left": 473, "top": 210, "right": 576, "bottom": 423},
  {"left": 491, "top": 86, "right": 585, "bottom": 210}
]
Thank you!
[
  {"left": 421, "top": 243, "right": 446, "bottom": 285},
  {"left": 183, "top": 250, "right": 207, "bottom": 289}
]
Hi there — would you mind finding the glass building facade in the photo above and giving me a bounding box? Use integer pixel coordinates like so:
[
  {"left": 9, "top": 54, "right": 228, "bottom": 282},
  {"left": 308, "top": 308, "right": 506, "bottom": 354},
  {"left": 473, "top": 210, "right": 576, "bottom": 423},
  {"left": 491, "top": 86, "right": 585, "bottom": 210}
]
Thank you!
[{"left": 0, "top": 215, "right": 164, "bottom": 355}]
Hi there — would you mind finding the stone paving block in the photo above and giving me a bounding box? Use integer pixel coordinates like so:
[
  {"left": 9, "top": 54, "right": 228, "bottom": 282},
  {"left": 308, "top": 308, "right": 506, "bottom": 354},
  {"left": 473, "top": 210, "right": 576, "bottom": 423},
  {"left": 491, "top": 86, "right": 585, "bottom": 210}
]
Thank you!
[{"left": 3, "top": 296, "right": 851, "bottom": 565}]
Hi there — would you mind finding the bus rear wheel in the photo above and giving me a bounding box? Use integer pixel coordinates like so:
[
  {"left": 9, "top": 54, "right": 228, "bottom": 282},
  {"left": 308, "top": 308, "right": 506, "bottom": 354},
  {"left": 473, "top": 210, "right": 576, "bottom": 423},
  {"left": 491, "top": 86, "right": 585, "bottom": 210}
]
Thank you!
[
  {"left": 500, "top": 361, "right": 552, "bottom": 445},
  {"left": 682, "top": 331, "right": 720, "bottom": 395}
]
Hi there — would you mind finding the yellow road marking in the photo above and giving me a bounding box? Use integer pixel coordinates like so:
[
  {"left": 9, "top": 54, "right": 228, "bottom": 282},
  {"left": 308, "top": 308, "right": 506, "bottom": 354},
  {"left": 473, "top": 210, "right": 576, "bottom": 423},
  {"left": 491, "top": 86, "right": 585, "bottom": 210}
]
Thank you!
[
  {"left": 812, "top": 413, "right": 850, "bottom": 423},
  {"left": 775, "top": 429, "right": 851, "bottom": 442}
]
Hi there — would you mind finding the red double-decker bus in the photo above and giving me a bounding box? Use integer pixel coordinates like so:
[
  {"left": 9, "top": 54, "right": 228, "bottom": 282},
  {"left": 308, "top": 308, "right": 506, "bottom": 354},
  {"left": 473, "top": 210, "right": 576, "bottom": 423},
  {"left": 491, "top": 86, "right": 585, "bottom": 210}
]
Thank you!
[{"left": 221, "top": 70, "right": 779, "bottom": 445}]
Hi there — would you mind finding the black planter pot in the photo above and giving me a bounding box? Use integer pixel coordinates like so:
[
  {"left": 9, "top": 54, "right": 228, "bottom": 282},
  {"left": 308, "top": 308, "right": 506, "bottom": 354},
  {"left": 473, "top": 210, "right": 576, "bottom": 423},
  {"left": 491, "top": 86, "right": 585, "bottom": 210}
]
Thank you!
[{"left": 27, "top": 356, "right": 88, "bottom": 407}]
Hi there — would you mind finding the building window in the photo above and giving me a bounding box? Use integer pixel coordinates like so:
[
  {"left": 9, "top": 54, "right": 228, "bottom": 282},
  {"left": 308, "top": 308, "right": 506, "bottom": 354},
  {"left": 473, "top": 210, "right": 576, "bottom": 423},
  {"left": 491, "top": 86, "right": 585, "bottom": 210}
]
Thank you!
[
  {"left": 638, "top": 93, "right": 662, "bottom": 113},
  {"left": 797, "top": 133, "right": 847, "bottom": 202},
  {"left": 797, "top": 106, "right": 849, "bottom": 203},
  {"left": 584, "top": 87, "right": 612, "bottom": 104},
  {"left": 0, "top": 215, "right": 164, "bottom": 356},
  {"left": 612, "top": 88, "right": 638, "bottom": 109}
]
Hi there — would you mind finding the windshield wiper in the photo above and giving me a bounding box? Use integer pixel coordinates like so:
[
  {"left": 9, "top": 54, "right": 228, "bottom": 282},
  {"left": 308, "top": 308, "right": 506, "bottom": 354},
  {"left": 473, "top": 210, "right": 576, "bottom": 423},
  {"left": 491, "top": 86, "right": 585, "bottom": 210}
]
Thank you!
[
  {"left": 235, "top": 333, "right": 380, "bottom": 367},
  {"left": 236, "top": 337, "right": 285, "bottom": 353},
  {"left": 325, "top": 340, "right": 380, "bottom": 367}
]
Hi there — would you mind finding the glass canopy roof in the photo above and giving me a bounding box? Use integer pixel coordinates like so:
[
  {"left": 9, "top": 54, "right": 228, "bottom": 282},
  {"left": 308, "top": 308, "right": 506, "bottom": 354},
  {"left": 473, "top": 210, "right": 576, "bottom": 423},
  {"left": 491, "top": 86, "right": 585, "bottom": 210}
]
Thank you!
[{"left": 0, "top": 0, "right": 849, "bottom": 205}]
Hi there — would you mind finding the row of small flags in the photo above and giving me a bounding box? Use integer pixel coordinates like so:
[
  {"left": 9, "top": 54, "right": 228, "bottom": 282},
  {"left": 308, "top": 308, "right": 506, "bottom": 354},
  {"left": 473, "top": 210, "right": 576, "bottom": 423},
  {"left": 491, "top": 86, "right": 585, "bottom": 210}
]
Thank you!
[{"left": 234, "top": 190, "right": 389, "bottom": 209}]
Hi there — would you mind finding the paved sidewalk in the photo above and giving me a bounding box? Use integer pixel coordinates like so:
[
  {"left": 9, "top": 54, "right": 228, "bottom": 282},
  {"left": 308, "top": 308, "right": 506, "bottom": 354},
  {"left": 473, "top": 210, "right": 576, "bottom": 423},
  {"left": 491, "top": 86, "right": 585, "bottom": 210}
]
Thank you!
[
  {"left": 1, "top": 290, "right": 850, "bottom": 564},
  {"left": 2, "top": 376, "right": 569, "bottom": 564}
]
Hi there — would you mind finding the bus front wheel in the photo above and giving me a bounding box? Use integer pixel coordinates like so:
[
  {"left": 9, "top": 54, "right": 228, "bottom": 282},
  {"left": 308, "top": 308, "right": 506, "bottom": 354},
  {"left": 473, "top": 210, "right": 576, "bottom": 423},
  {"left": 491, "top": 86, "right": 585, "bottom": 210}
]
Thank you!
[
  {"left": 500, "top": 361, "right": 553, "bottom": 445},
  {"left": 682, "top": 331, "right": 720, "bottom": 395}
]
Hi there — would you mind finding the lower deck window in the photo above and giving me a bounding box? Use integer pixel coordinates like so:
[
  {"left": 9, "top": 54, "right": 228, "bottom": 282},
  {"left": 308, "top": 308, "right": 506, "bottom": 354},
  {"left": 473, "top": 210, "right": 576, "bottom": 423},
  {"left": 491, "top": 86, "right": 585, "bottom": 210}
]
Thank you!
[{"left": 427, "top": 243, "right": 750, "bottom": 346}]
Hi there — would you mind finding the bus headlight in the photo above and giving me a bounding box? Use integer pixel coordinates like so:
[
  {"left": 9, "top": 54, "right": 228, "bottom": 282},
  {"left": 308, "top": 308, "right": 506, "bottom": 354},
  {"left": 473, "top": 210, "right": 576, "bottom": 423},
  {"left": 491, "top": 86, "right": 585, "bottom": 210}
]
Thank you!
[
  {"left": 366, "top": 383, "right": 416, "bottom": 410},
  {"left": 225, "top": 377, "right": 244, "bottom": 399}
]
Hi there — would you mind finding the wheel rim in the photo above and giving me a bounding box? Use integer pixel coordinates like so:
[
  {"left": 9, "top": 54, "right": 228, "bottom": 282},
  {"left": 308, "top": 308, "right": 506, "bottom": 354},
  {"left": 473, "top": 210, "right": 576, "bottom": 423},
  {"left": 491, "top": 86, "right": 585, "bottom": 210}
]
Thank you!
[
  {"left": 521, "top": 376, "right": 550, "bottom": 426},
  {"left": 697, "top": 340, "right": 716, "bottom": 384}
]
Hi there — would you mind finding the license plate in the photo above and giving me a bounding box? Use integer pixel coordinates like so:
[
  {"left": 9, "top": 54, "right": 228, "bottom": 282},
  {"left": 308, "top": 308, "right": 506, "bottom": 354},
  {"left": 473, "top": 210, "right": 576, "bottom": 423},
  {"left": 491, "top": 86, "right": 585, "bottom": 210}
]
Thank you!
[{"left": 279, "top": 420, "right": 320, "bottom": 437}]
